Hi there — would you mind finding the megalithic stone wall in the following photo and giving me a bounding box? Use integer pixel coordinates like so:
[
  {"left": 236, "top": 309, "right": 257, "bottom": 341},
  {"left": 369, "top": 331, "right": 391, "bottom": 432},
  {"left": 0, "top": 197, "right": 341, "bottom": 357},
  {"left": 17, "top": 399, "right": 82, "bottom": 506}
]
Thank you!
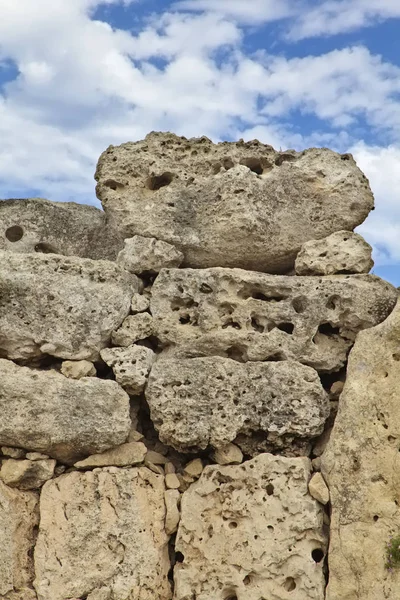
[{"left": 0, "top": 131, "right": 397, "bottom": 600}]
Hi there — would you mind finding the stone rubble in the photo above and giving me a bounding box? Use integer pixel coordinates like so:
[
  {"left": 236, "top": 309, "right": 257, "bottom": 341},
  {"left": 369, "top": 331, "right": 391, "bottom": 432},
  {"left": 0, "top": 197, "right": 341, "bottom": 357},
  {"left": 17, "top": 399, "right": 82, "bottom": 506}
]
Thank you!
[{"left": 117, "top": 235, "right": 184, "bottom": 274}]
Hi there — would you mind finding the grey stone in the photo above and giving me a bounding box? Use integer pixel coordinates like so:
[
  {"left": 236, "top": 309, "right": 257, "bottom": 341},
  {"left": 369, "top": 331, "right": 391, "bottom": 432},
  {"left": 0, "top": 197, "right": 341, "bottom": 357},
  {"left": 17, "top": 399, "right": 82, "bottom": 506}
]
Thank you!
[{"left": 117, "top": 235, "right": 183, "bottom": 274}]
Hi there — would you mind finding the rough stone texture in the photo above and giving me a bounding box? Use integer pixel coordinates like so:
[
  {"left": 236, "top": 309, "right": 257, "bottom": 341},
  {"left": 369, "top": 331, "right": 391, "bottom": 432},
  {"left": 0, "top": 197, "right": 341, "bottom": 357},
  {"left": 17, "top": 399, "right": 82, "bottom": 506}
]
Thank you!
[
  {"left": 34, "top": 468, "right": 171, "bottom": 600},
  {"left": 0, "top": 359, "right": 130, "bottom": 463},
  {"left": 0, "top": 458, "right": 56, "bottom": 490},
  {"left": 213, "top": 442, "right": 243, "bottom": 465},
  {"left": 321, "top": 299, "right": 400, "bottom": 599},
  {"left": 295, "top": 230, "right": 374, "bottom": 275},
  {"left": 308, "top": 472, "right": 330, "bottom": 505},
  {"left": 0, "top": 480, "right": 39, "bottom": 598},
  {"left": 0, "top": 197, "right": 124, "bottom": 260},
  {"left": 96, "top": 132, "right": 374, "bottom": 272},
  {"left": 60, "top": 359, "right": 97, "bottom": 379},
  {"left": 100, "top": 345, "right": 155, "bottom": 395},
  {"left": 146, "top": 357, "right": 329, "bottom": 453},
  {"left": 131, "top": 293, "right": 150, "bottom": 313},
  {"left": 1, "top": 446, "right": 25, "bottom": 459},
  {"left": 164, "top": 489, "right": 180, "bottom": 535},
  {"left": 174, "top": 454, "right": 327, "bottom": 600},
  {"left": 151, "top": 268, "right": 397, "bottom": 372},
  {"left": 74, "top": 442, "right": 147, "bottom": 469},
  {"left": 111, "top": 313, "right": 154, "bottom": 346},
  {"left": 117, "top": 235, "right": 183, "bottom": 274},
  {"left": 0, "top": 251, "right": 140, "bottom": 362}
]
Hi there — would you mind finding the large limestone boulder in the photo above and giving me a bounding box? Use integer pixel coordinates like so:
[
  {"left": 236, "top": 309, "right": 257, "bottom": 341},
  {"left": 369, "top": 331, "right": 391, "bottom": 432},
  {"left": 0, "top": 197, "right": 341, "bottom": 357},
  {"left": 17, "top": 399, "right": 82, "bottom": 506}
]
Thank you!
[
  {"left": 0, "top": 480, "right": 39, "bottom": 599},
  {"left": 150, "top": 268, "right": 397, "bottom": 372},
  {"left": 0, "top": 197, "right": 124, "bottom": 259},
  {"left": 0, "top": 251, "right": 139, "bottom": 362},
  {"left": 34, "top": 468, "right": 171, "bottom": 600},
  {"left": 146, "top": 357, "right": 329, "bottom": 453},
  {"left": 0, "top": 359, "right": 131, "bottom": 463},
  {"left": 321, "top": 299, "right": 400, "bottom": 599},
  {"left": 174, "top": 454, "right": 327, "bottom": 600},
  {"left": 95, "top": 132, "right": 374, "bottom": 272}
]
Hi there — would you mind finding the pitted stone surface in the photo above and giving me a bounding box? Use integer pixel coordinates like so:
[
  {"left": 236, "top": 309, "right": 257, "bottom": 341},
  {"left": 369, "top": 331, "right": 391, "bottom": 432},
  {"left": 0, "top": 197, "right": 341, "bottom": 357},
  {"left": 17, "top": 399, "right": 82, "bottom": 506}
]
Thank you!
[
  {"left": 100, "top": 345, "right": 155, "bottom": 395},
  {"left": 0, "top": 251, "right": 140, "bottom": 362},
  {"left": 0, "top": 359, "right": 130, "bottom": 463},
  {"left": 295, "top": 230, "right": 374, "bottom": 275},
  {"left": 150, "top": 268, "right": 397, "bottom": 372},
  {"left": 96, "top": 132, "right": 373, "bottom": 272},
  {"left": 0, "top": 197, "right": 123, "bottom": 260},
  {"left": 0, "top": 480, "right": 39, "bottom": 599},
  {"left": 111, "top": 313, "right": 154, "bottom": 347},
  {"left": 117, "top": 235, "right": 183, "bottom": 274},
  {"left": 0, "top": 458, "right": 56, "bottom": 490},
  {"left": 146, "top": 357, "right": 329, "bottom": 452},
  {"left": 322, "top": 299, "right": 400, "bottom": 599},
  {"left": 34, "top": 468, "right": 171, "bottom": 600},
  {"left": 174, "top": 454, "right": 327, "bottom": 600}
]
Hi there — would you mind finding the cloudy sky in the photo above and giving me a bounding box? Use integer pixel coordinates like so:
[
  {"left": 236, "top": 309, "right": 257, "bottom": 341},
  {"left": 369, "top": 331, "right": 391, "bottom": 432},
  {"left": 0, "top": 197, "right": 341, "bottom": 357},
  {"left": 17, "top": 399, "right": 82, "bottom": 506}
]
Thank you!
[{"left": 0, "top": 0, "right": 399, "bottom": 283}]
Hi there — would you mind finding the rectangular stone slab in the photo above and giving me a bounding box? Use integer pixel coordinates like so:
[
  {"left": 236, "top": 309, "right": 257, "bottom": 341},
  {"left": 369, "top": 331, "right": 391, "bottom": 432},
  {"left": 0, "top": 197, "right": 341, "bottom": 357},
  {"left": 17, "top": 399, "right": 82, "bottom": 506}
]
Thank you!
[
  {"left": 150, "top": 268, "right": 397, "bottom": 372},
  {"left": 0, "top": 359, "right": 131, "bottom": 463},
  {"left": 0, "top": 250, "right": 139, "bottom": 362}
]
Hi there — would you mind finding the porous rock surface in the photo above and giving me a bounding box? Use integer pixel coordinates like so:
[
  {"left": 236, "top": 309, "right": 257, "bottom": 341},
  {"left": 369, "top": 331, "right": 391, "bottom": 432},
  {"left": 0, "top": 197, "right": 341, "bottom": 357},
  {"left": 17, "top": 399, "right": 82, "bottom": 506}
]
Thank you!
[
  {"left": 174, "top": 454, "right": 327, "bottom": 600},
  {"left": 150, "top": 268, "right": 397, "bottom": 372},
  {"left": 321, "top": 298, "right": 400, "bottom": 599},
  {"left": 100, "top": 345, "right": 155, "bottom": 395},
  {"left": 96, "top": 132, "right": 374, "bottom": 272},
  {"left": 117, "top": 235, "right": 184, "bottom": 274},
  {"left": 0, "top": 197, "right": 123, "bottom": 259},
  {"left": 295, "top": 230, "right": 374, "bottom": 275},
  {"left": 34, "top": 468, "right": 171, "bottom": 600},
  {"left": 0, "top": 251, "right": 139, "bottom": 361},
  {"left": 0, "top": 359, "right": 131, "bottom": 463},
  {"left": 0, "top": 480, "right": 39, "bottom": 599},
  {"left": 146, "top": 357, "right": 330, "bottom": 453}
]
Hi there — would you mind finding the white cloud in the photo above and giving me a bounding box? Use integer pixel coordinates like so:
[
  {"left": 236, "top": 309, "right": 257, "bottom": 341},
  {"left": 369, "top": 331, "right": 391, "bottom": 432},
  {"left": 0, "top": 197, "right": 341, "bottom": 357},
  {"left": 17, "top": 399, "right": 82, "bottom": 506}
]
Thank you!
[{"left": 173, "top": 0, "right": 295, "bottom": 25}]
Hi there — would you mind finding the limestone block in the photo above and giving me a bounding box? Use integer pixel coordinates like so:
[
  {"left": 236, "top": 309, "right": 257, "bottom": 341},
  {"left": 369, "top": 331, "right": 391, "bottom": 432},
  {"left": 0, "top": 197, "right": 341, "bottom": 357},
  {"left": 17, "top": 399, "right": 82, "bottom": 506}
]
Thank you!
[
  {"left": 321, "top": 298, "right": 400, "bottom": 599},
  {"left": 61, "top": 359, "right": 97, "bottom": 379},
  {"left": 295, "top": 230, "right": 374, "bottom": 275},
  {"left": 0, "top": 197, "right": 124, "bottom": 260},
  {"left": 111, "top": 313, "right": 154, "bottom": 346},
  {"left": 74, "top": 442, "right": 147, "bottom": 469},
  {"left": 308, "top": 472, "right": 330, "bottom": 505},
  {"left": 0, "top": 458, "right": 56, "bottom": 490},
  {"left": 96, "top": 132, "right": 374, "bottom": 272},
  {"left": 100, "top": 345, "right": 154, "bottom": 395},
  {"left": 174, "top": 454, "right": 327, "bottom": 600},
  {"left": 33, "top": 468, "right": 171, "bottom": 600},
  {"left": 150, "top": 268, "right": 397, "bottom": 372},
  {"left": 131, "top": 293, "right": 150, "bottom": 313},
  {"left": 117, "top": 235, "right": 183, "bottom": 274},
  {"left": 146, "top": 357, "right": 329, "bottom": 453},
  {"left": 0, "top": 480, "right": 39, "bottom": 598},
  {"left": 0, "top": 359, "right": 130, "bottom": 463},
  {"left": 0, "top": 251, "right": 140, "bottom": 362}
]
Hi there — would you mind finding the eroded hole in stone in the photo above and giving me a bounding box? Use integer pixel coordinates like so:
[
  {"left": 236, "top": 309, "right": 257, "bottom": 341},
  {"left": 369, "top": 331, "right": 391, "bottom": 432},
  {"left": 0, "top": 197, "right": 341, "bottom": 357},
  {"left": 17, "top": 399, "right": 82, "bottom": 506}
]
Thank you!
[
  {"left": 326, "top": 295, "right": 341, "bottom": 310},
  {"left": 200, "top": 283, "right": 213, "bottom": 294},
  {"left": 277, "top": 322, "right": 294, "bottom": 335},
  {"left": 146, "top": 172, "right": 174, "bottom": 190},
  {"left": 226, "top": 345, "right": 247, "bottom": 362},
  {"left": 292, "top": 297, "right": 307, "bottom": 313},
  {"left": 275, "top": 153, "right": 296, "bottom": 166},
  {"left": 104, "top": 178, "right": 124, "bottom": 190},
  {"left": 264, "top": 351, "right": 286, "bottom": 362},
  {"left": 393, "top": 353, "right": 400, "bottom": 361},
  {"left": 266, "top": 483, "right": 274, "bottom": 496},
  {"left": 5, "top": 225, "right": 24, "bottom": 242},
  {"left": 283, "top": 577, "right": 297, "bottom": 592},
  {"left": 35, "top": 242, "right": 58, "bottom": 254},
  {"left": 240, "top": 157, "right": 263, "bottom": 175},
  {"left": 251, "top": 316, "right": 265, "bottom": 333},
  {"left": 175, "top": 551, "right": 184, "bottom": 563},
  {"left": 229, "top": 521, "right": 238, "bottom": 529},
  {"left": 341, "top": 153, "right": 351, "bottom": 161},
  {"left": 222, "top": 319, "right": 241, "bottom": 330},
  {"left": 224, "top": 595, "right": 238, "bottom": 600},
  {"left": 318, "top": 323, "right": 341, "bottom": 336},
  {"left": 311, "top": 548, "right": 324, "bottom": 563},
  {"left": 373, "top": 515, "right": 379, "bottom": 522}
]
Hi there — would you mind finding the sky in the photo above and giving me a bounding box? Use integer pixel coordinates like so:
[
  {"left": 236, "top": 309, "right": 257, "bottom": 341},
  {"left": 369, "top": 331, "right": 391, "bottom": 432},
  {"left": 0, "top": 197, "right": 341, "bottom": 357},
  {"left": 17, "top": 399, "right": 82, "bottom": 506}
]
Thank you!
[{"left": 0, "top": 0, "right": 399, "bottom": 284}]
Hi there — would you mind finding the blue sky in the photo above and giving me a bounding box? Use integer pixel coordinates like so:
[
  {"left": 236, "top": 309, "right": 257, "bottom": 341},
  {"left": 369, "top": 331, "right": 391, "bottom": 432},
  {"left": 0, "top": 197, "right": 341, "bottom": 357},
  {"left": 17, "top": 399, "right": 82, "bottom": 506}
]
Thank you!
[{"left": 0, "top": 0, "right": 399, "bottom": 284}]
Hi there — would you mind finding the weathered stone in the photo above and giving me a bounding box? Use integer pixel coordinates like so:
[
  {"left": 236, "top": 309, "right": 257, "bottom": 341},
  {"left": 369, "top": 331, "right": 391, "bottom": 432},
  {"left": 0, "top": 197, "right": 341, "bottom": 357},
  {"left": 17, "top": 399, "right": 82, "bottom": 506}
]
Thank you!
[
  {"left": 60, "top": 359, "right": 97, "bottom": 379},
  {"left": 74, "top": 442, "right": 147, "bottom": 469},
  {"left": 164, "top": 462, "right": 176, "bottom": 474},
  {"left": 174, "top": 454, "right": 327, "bottom": 600},
  {"left": 100, "top": 345, "right": 154, "bottom": 395},
  {"left": 0, "top": 251, "right": 139, "bottom": 362},
  {"left": 34, "top": 468, "right": 171, "bottom": 600},
  {"left": 184, "top": 459, "right": 204, "bottom": 478},
  {"left": 117, "top": 235, "right": 183, "bottom": 274},
  {"left": 131, "top": 293, "right": 150, "bottom": 313},
  {"left": 165, "top": 473, "right": 180, "bottom": 489},
  {"left": 96, "top": 132, "right": 374, "bottom": 272},
  {"left": 0, "top": 458, "right": 56, "bottom": 490},
  {"left": 0, "top": 480, "right": 39, "bottom": 598},
  {"left": 127, "top": 429, "right": 145, "bottom": 443},
  {"left": 308, "top": 472, "right": 330, "bottom": 505},
  {"left": 111, "top": 313, "right": 154, "bottom": 346},
  {"left": 25, "top": 452, "right": 49, "bottom": 461},
  {"left": 295, "top": 230, "right": 373, "bottom": 275},
  {"left": 146, "top": 357, "right": 329, "bottom": 453},
  {"left": 151, "top": 268, "right": 397, "bottom": 372},
  {"left": 0, "top": 197, "right": 124, "bottom": 260},
  {"left": 0, "top": 359, "right": 130, "bottom": 463},
  {"left": 145, "top": 450, "right": 169, "bottom": 465},
  {"left": 321, "top": 298, "right": 400, "bottom": 600},
  {"left": 164, "top": 489, "right": 180, "bottom": 535},
  {"left": 1, "top": 446, "right": 25, "bottom": 459},
  {"left": 330, "top": 380, "right": 344, "bottom": 397},
  {"left": 213, "top": 442, "right": 243, "bottom": 465}
]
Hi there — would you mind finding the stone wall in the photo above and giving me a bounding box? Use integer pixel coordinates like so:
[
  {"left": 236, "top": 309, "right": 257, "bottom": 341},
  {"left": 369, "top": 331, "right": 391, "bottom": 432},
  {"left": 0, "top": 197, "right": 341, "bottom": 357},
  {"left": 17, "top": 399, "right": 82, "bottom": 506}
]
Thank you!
[{"left": 0, "top": 132, "right": 398, "bottom": 600}]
